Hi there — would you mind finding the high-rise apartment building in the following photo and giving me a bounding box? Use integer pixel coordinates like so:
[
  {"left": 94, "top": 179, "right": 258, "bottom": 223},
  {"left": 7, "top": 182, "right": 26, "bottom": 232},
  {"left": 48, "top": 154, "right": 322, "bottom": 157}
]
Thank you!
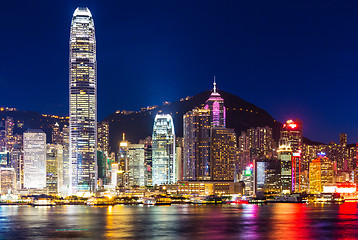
[
  {"left": 69, "top": 7, "right": 97, "bottom": 194},
  {"left": 183, "top": 108, "right": 211, "bottom": 181},
  {"left": 152, "top": 114, "right": 176, "bottom": 185},
  {"left": 23, "top": 130, "right": 46, "bottom": 189}
]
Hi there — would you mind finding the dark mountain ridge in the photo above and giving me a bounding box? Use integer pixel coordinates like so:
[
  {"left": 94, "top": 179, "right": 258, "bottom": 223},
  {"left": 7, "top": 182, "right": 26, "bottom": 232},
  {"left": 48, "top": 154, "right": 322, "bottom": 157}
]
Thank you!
[{"left": 104, "top": 90, "right": 283, "bottom": 152}]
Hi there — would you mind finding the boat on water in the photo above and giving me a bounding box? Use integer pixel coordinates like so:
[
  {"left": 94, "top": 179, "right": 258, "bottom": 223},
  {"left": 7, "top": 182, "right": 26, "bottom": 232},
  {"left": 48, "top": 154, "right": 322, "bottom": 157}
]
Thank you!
[
  {"left": 142, "top": 196, "right": 172, "bottom": 205},
  {"left": 142, "top": 197, "right": 156, "bottom": 205},
  {"left": 155, "top": 196, "right": 172, "bottom": 205},
  {"left": 202, "top": 195, "right": 223, "bottom": 204},
  {"left": 32, "top": 198, "right": 56, "bottom": 206},
  {"left": 271, "top": 194, "right": 304, "bottom": 203}
]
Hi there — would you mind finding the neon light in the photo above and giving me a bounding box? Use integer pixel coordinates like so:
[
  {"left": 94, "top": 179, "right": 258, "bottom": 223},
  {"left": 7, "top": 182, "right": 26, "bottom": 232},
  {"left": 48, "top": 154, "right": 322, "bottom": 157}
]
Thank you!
[
  {"left": 212, "top": 101, "right": 220, "bottom": 127},
  {"left": 317, "top": 152, "right": 326, "bottom": 157}
]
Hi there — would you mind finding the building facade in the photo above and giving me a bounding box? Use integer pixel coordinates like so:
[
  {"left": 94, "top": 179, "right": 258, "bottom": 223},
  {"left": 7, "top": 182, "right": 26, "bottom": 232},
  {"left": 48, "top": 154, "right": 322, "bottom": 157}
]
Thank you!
[
  {"left": 183, "top": 108, "right": 211, "bottom": 181},
  {"left": 69, "top": 7, "right": 97, "bottom": 194},
  {"left": 152, "top": 114, "right": 176, "bottom": 185},
  {"left": 128, "top": 144, "right": 145, "bottom": 186},
  {"left": 23, "top": 130, "right": 46, "bottom": 189},
  {"left": 46, "top": 144, "right": 64, "bottom": 195},
  {"left": 211, "top": 127, "right": 238, "bottom": 181}
]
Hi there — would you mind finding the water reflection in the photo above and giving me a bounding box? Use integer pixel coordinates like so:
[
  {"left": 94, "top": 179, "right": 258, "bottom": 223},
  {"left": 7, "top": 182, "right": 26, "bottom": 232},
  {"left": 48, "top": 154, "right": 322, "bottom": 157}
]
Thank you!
[{"left": 0, "top": 203, "right": 358, "bottom": 239}]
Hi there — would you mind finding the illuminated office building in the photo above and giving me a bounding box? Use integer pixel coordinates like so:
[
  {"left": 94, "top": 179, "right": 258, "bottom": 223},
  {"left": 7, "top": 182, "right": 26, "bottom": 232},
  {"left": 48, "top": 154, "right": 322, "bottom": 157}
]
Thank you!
[
  {"left": 340, "top": 133, "right": 347, "bottom": 147},
  {"left": 204, "top": 78, "right": 226, "bottom": 128},
  {"left": 238, "top": 126, "right": 274, "bottom": 173},
  {"left": 0, "top": 168, "right": 16, "bottom": 194},
  {"left": 97, "top": 121, "right": 109, "bottom": 154},
  {"left": 254, "top": 158, "right": 281, "bottom": 196},
  {"left": 183, "top": 108, "right": 211, "bottom": 180},
  {"left": 23, "top": 130, "right": 46, "bottom": 189},
  {"left": 278, "top": 142, "right": 292, "bottom": 193},
  {"left": 46, "top": 144, "right": 63, "bottom": 194},
  {"left": 69, "top": 7, "right": 97, "bottom": 194},
  {"left": 5, "top": 117, "right": 15, "bottom": 152},
  {"left": 139, "top": 137, "right": 152, "bottom": 186},
  {"left": 309, "top": 154, "right": 333, "bottom": 194},
  {"left": 62, "top": 125, "right": 70, "bottom": 194},
  {"left": 152, "top": 114, "right": 176, "bottom": 185},
  {"left": 280, "top": 119, "right": 303, "bottom": 152},
  {"left": 176, "top": 137, "right": 183, "bottom": 181},
  {"left": 128, "top": 144, "right": 145, "bottom": 186},
  {"left": 117, "top": 134, "right": 129, "bottom": 187},
  {"left": 280, "top": 119, "right": 303, "bottom": 191},
  {"left": 211, "top": 127, "right": 238, "bottom": 181},
  {"left": 52, "top": 123, "right": 62, "bottom": 144},
  {"left": 10, "top": 150, "right": 23, "bottom": 189}
]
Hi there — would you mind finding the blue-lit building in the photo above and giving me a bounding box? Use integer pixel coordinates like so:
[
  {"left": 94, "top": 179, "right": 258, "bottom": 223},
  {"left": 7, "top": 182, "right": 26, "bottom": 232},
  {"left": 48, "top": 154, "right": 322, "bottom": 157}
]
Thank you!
[{"left": 152, "top": 114, "right": 176, "bottom": 185}]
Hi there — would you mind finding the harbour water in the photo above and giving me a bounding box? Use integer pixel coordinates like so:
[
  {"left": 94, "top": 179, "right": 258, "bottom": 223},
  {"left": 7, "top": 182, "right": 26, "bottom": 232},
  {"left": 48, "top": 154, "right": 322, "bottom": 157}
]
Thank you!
[{"left": 1, "top": 203, "right": 358, "bottom": 239}]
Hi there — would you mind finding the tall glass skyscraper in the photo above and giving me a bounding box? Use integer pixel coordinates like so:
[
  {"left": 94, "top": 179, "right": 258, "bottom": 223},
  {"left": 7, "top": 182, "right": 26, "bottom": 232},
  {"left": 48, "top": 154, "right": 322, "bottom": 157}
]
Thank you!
[
  {"left": 69, "top": 7, "right": 97, "bottom": 194},
  {"left": 152, "top": 114, "right": 176, "bottom": 185}
]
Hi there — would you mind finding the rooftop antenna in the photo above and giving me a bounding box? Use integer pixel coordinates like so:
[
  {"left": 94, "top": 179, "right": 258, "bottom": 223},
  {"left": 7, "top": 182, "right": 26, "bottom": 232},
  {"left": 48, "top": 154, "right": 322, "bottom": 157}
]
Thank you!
[{"left": 213, "top": 75, "right": 217, "bottom": 93}]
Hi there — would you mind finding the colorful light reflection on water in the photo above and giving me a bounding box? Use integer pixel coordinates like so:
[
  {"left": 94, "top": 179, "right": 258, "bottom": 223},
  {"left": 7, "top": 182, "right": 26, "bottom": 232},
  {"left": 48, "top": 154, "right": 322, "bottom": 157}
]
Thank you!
[{"left": 0, "top": 203, "right": 358, "bottom": 239}]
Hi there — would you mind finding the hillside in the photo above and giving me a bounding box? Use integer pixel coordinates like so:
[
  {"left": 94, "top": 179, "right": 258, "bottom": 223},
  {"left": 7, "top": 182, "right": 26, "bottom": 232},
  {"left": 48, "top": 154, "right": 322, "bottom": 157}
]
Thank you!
[{"left": 104, "top": 90, "right": 283, "bottom": 152}]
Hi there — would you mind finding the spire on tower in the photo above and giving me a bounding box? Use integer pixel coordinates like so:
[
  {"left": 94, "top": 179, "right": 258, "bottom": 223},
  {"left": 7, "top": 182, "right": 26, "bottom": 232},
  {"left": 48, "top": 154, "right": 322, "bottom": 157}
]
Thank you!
[{"left": 213, "top": 75, "right": 217, "bottom": 93}]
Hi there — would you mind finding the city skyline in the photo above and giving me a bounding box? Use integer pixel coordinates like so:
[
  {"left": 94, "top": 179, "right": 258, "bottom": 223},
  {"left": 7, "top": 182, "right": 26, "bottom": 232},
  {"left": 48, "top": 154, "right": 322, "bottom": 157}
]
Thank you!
[{"left": 0, "top": 1, "right": 358, "bottom": 143}]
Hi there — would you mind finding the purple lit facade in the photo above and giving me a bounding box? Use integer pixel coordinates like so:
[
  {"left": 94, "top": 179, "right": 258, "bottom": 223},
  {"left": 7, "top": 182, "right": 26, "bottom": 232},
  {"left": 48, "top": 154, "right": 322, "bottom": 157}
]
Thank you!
[{"left": 205, "top": 80, "right": 226, "bottom": 128}]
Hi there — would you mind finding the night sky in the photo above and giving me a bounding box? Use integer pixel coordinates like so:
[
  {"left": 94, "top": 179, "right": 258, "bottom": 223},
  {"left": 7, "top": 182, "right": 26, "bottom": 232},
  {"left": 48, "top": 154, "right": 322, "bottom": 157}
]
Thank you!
[{"left": 0, "top": 1, "right": 358, "bottom": 144}]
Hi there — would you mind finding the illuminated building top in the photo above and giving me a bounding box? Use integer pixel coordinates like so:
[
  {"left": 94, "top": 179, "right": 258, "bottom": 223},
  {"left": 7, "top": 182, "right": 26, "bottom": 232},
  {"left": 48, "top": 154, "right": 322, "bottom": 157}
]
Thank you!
[{"left": 205, "top": 77, "right": 226, "bottom": 128}]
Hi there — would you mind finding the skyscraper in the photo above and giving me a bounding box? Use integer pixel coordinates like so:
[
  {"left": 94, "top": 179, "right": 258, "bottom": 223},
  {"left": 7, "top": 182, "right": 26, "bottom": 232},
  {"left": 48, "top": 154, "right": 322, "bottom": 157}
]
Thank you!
[
  {"left": 204, "top": 78, "right": 226, "bottom": 128},
  {"left": 280, "top": 119, "right": 303, "bottom": 192},
  {"left": 152, "top": 114, "right": 176, "bottom": 185},
  {"left": 278, "top": 141, "right": 293, "bottom": 193},
  {"left": 97, "top": 121, "right": 109, "bottom": 154},
  {"left": 183, "top": 108, "right": 211, "bottom": 180},
  {"left": 128, "top": 144, "right": 146, "bottom": 186},
  {"left": 309, "top": 154, "right": 333, "bottom": 194},
  {"left": 46, "top": 144, "right": 64, "bottom": 194},
  {"left": 211, "top": 127, "right": 238, "bottom": 181},
  {"left": 23, "top": 129, "right": 46, "bottom": 189},
  {"left": 52, "top": 122, "right": 62, "bottom": 145},
  {"left": 69, "top": 7, "right": 97, "bottom": 194}
]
